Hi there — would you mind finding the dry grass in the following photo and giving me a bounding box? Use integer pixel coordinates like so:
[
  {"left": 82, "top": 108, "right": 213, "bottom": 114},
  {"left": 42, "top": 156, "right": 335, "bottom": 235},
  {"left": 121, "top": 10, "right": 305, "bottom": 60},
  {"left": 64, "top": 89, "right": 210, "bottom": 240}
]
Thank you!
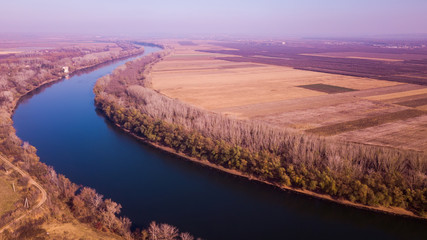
[
  {"left": 149, "top": 41, "right": 427, "bottom": 151},
  {"left": 151, "top": 44, "right": 398, "bottom": 111},
  {"left": 306, "top": 109, "right": 425, "bottom": 136},
  {"left": 363, "top": 88, "right": 427, "bottom": 101},
  {"left": 395, "top": 97, "right": 427, "bottom": 107},
  {"left": 382, "top": 93, "right": 427, "bottom": 104},
  {"left": 336, "top": 115, "right": 427, "bottom": 151},
  {"left": 416, "top": 105, "right": 427, "bottom": 111},
  {"left": 42, "top": 221, "right": 122, "bottom": 240},
  {"left": 0, "top": 176, "right": 19, "bottom": 216},
  {"left": 254, "top": 99, "right": 408, "bottom": 130}
]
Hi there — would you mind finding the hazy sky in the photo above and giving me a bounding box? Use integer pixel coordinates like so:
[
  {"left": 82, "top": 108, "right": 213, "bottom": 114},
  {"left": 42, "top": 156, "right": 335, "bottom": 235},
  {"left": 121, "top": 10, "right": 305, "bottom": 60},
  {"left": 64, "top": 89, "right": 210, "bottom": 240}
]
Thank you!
[{"left": 1, "top": 0, "right": 426, "bottom": 38}]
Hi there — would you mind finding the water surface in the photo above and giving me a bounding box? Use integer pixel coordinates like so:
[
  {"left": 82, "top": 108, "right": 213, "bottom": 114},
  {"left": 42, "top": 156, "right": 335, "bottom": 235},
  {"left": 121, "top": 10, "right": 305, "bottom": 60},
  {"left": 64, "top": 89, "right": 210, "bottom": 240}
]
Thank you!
[{"left": 13, "top": 46, "right": 427, "bottom": 240}]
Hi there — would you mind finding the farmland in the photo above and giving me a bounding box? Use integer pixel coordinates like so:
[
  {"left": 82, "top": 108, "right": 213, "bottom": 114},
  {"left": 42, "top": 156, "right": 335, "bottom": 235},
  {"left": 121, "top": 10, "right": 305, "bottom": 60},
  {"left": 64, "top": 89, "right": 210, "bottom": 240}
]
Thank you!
[
  {"left": 95, "top": 38, "right": 427, "bottom": 219},
  {"left": 151, "top": 40, "right": 427, "bottom": 152}
]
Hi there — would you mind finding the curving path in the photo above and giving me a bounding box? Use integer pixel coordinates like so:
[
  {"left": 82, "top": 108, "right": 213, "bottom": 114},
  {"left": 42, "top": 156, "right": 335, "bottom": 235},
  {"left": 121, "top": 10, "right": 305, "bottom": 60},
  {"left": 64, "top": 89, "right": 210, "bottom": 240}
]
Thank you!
[{"left": 0, "top": 154, "right": 47, "bottom": 234}]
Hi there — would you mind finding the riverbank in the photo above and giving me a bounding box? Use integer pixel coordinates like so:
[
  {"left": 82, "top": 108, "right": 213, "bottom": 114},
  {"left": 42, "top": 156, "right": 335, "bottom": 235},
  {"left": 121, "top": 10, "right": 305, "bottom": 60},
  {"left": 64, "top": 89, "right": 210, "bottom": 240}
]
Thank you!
[
  {"left": 93, "top": 44, "right": 426, "bottom": 221},
  {"left": 1, "top": 43, "right": 149, "bottom": 239},
  {"left": 108, "top": 117, "right": 426, "bottom": 221},
  {"left": 11, "top": 45, "right": 201, "bottom": 240},
  {"left": 11, "top": 41, "right": 426, "bottom": 239},
  {"left": 11, "top": 49, "right": 147, "bottom": 114}
]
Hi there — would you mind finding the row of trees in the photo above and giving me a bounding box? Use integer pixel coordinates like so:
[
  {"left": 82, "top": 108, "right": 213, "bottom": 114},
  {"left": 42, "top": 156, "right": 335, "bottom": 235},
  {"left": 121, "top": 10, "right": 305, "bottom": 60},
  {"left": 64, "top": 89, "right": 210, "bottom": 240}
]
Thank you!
[{"left": 94, "top": 51, "right": 427, "bottom": 216}]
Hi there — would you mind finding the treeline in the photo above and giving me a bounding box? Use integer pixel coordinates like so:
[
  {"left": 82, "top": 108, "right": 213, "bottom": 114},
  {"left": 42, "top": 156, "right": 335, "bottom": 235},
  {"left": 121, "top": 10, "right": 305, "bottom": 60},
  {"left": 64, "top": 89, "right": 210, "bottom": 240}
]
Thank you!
[
  {"left": 0, "top": 41, "right": 144, "bottom": 112},
  {"left": 0, "top": 42, "right": 143, "bottom": 238},
  {"left": 0, "top": 42, "right": 198, "bottom": 239},
  {"left": 95, "top": 52, "right": 427, "bottom": 216}
]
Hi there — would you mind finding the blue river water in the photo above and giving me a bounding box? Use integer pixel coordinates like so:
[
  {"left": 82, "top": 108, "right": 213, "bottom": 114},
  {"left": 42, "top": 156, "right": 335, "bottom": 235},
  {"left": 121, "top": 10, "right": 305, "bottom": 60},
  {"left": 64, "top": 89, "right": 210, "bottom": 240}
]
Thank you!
[{"left": 12, "top": 46, "right": 427, "bottom": 239}]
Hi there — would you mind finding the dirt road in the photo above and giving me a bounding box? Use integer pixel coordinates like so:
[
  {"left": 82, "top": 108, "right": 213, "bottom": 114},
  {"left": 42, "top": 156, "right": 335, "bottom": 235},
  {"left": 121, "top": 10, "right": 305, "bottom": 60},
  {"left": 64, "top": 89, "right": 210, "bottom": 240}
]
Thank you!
[{"left": 0, "top": 154, "right": 47, "bottom": 234}]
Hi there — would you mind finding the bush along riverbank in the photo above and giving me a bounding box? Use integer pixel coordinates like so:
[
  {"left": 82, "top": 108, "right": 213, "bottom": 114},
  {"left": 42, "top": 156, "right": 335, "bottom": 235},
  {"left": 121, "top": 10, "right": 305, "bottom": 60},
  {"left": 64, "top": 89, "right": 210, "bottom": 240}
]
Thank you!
[{"left": 94, "top": 49, "right": 427, "bottom": 218}]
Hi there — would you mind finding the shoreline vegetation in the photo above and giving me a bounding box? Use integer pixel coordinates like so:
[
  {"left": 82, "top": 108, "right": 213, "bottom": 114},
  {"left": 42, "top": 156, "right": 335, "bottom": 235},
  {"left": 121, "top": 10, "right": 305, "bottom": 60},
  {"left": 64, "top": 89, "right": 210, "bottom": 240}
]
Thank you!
[
  {"left": 1, "top": 41, "right": 197, "bottom": 239},
  {"left": 0, "top": 41, "right": 145, "bottom": 239},
  {"left": 94, "top": 45, "right": 427, "bottom": 220}
]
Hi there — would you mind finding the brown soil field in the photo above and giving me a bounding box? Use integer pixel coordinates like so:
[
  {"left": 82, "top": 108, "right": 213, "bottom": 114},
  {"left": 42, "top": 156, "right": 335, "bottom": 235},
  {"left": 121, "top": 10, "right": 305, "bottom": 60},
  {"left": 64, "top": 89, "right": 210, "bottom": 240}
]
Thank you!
[
  {"left": 417, "top": 105, "right": 427, "bottom": 111},
  {"left": 335, "top": 115, "right": 427, "bottom": 151},
  {"left": 300, "top": 52, "right": 427, "bottom": 62},
  {"left": 363, "top": 88, "right": 427, "bottom": 101},
  {"left": 306, "top": 109, "right": 426, "bottom": 136},
  {"left": 381, "top": 93, "right": 427, "bottom": 104},
  {"left": 150, "top": 41, "right": 427, "bottom": 151},
  {"left": 253, "top": 99, "right": 409, "bottom": 130},
  {"left": 396, "top": 97, "right": 427, "bottom": 107},
  {"left": 216, "top": 84, "right": 422, "bottom": 117},
  {"left": 201, "top": 41, "right": 427, "bottom": 86}
]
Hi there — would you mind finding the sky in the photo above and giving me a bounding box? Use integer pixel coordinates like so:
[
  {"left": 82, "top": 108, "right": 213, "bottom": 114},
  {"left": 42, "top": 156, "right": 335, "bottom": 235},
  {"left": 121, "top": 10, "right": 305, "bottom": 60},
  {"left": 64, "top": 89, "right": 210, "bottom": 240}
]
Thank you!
[{"left": 1, "top": 0, "right": 427, "bottom": 38}]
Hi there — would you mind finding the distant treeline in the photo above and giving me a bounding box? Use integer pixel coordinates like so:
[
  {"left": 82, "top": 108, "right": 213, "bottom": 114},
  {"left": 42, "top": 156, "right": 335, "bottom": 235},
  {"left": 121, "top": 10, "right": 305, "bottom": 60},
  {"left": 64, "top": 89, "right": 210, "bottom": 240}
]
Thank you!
[
  {"left": 132, "top": 41, "right": 165, "bottom": 49},
  {"left": 94, "top": 51, "right": 427, "bottom": 217}
]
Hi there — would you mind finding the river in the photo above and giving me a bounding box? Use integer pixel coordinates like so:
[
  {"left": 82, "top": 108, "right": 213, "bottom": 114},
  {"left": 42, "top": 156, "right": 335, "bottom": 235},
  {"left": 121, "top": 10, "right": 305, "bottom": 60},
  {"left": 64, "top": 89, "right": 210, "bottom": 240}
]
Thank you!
[{"left": 12, "top": 46, "right": 427, "bottom": 239}]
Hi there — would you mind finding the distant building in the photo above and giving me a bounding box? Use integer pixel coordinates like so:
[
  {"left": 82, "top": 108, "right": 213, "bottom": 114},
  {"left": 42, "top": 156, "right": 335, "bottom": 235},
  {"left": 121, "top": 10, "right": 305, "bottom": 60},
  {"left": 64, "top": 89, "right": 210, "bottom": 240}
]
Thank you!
[{"left": 62, "top": 66, "right": 69, "bottom": 74}]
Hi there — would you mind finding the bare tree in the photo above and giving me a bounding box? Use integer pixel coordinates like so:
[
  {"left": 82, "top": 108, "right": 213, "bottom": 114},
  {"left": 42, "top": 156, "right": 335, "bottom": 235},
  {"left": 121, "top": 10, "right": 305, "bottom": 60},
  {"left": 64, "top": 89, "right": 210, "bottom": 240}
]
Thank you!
[
  {"left": 102, "top": 198, "right": 122, "bottom": 228},
  {"left": 148, "top": 221, "right": 179, "bottom": 240},
  {"left": 148, "top": 221, "right": 160, "bottom": 240},
  {"left": 179, "top": 232, "right": 194, "bottom": 240}
]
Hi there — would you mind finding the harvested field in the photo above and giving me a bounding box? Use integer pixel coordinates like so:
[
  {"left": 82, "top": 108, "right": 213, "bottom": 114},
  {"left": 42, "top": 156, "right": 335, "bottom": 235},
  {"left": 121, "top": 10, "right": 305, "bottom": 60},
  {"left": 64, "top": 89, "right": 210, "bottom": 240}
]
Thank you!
[
  {"left": 298, "top": 83, "right": 355, "bottom": 94},
  {"left": 202, "top": 41, "right": 427, "bottom": 86},
  {"left": 150, "top": 40, "right": 427, "bottom": 151},
  {"left": 306, "top": 109, "right": 425, "bottom": 136},
  {"left": 300, "top": 52, "right": 427, "bottom": 62},
  {"left": 363, "top": 88, "right": 427, "bottom": 101},
  {"left": 253, "top": 99, "right": 408, "bottom": 130},
  {"left": 336, "top": 115, "right": 427, "bottom": 151},
  {"left": 417, "top": 105, "right": 427, "bottom": 111},
  {"left": 151, "top": 43, "right": 398, "bottom": 111},
  {"left": 381, "top": 93, "right": 427, "bottom": 105},
  {"left": 395, "top": 97, "right": 427, "bottom": 107},
  {"left": 216, "top": 84, "right": 423, "bottom": 118}
]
